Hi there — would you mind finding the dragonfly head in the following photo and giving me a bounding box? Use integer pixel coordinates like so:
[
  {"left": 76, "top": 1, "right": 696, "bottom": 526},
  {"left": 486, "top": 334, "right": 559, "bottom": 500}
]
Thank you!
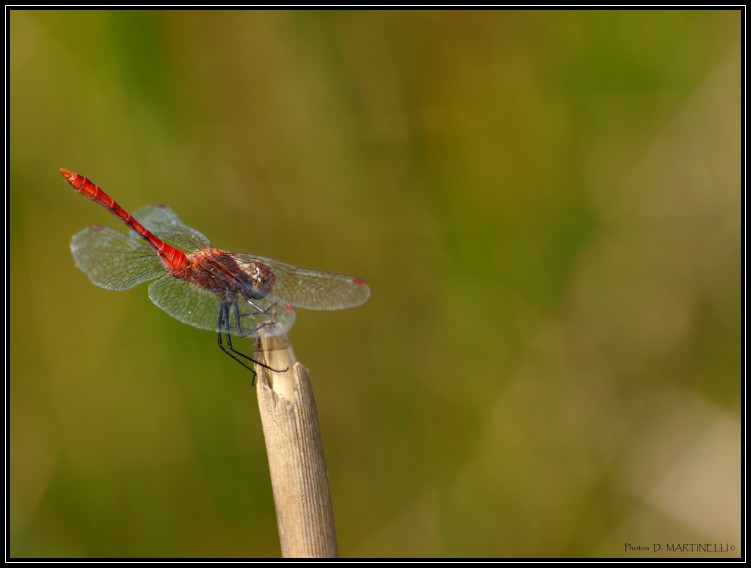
[{"left": 237, "top": 260, "right": 276, "bottom": 300}]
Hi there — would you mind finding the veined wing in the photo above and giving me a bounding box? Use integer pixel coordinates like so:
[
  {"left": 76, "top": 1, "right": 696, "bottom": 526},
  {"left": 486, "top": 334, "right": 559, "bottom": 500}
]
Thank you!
[
  {"left": 148, "top": 275, "right": 296, "bottom": 337},
  {"left": 71, "top": 226, "right": 165, "bottom": 290},
  {"left": 231, "top": 253, "right": 370, "bottom": 311},
  {"left": 131, "top": 204, "right": 211, "bottom": 253}
]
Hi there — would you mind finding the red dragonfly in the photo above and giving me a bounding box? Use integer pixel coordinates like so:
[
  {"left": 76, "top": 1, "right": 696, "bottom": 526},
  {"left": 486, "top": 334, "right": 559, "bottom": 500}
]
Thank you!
[{"left": 61, "top": 168, "right": 370, "bottom": 374}]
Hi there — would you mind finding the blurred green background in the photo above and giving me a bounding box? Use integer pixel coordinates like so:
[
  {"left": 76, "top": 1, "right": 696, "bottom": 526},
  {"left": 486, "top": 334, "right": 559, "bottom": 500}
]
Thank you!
[{"left": 10, "top": 9, "right": 741, "bottom": 558}]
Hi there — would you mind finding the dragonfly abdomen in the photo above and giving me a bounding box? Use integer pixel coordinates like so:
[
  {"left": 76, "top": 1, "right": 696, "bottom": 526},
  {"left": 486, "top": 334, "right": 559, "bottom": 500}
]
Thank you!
[{"left": 60, "top": 169, "right": 189, "bottom": 272}]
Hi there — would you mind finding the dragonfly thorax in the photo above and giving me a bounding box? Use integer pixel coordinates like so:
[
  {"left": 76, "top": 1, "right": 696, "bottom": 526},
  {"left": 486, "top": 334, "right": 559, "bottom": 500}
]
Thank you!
[{"left": 185, "top": 249, "right": 276, "bottom": 301}]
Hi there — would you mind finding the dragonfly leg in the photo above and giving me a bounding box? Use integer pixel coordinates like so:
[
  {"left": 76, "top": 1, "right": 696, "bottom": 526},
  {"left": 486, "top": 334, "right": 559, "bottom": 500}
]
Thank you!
[
  {"left": 246, "top": 298, "right": 274, "bottom": 314},
  {"left": 217, "top": 302, "right": 287, "bottom": 384},
  {"left": 234, "top": 300, "right": 280, "bottom": 339}
]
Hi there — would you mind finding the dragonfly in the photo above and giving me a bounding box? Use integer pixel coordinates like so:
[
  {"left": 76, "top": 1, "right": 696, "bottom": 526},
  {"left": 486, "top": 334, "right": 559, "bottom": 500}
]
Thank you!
[{"left": 61, "top": 168, "right": 370, "bottom": 375}]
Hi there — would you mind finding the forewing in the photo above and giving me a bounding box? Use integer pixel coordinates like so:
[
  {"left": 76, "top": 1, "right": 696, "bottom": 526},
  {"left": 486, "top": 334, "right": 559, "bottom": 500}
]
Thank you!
[
  {"left": 232, "top": 254, "right": 370, "bottom": 310},
  {"left": 71, "top": 226, "right": 165, "bottom": 290},
  {"left": 148, "top": 276, "right": 296, "bottom": 337},
  {"left": 131, "top": 204, "right": 211, "bottom": 252}
]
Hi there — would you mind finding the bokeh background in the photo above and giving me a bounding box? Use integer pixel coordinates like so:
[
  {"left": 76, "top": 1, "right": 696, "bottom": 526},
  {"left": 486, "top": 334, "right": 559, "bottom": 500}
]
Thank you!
[{"left": 9, "top": 10, "right": 741, "bottom": 558}]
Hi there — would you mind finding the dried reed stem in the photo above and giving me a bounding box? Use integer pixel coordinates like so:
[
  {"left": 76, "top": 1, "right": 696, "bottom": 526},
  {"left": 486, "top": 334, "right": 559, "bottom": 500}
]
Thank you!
[{"left": 253, "top": 330, "right": 338, "bottom": 558}]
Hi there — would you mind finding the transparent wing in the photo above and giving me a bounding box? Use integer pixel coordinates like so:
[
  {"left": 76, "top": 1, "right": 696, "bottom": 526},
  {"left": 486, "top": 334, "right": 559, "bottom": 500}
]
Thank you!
[
  {"left": 231, "top": 254, "right": 370, "bottom": 311},
  {"left": 148, "top": 275, "right": 296, "bottom": 337},
  {"left": 71, "top": 226, "right": 166, "bottom": 290},
  {"left": 131, "top": 204, "right": 211, "bottom": 252}
]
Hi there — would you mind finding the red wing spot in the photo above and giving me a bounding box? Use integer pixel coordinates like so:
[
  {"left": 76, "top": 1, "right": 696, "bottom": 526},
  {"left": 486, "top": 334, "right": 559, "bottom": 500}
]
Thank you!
[
  {"left": 90, "top": 224, "right": 104, "bottom": 231},
  {"left": 353, "top": 277, "right": 368, "bottom": 287},
  {"left": 283, "top": 303, "right": 295, "bottom": 313},
  {"left": 156, "top": 203, "right": 167, "bottom": 208}
]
